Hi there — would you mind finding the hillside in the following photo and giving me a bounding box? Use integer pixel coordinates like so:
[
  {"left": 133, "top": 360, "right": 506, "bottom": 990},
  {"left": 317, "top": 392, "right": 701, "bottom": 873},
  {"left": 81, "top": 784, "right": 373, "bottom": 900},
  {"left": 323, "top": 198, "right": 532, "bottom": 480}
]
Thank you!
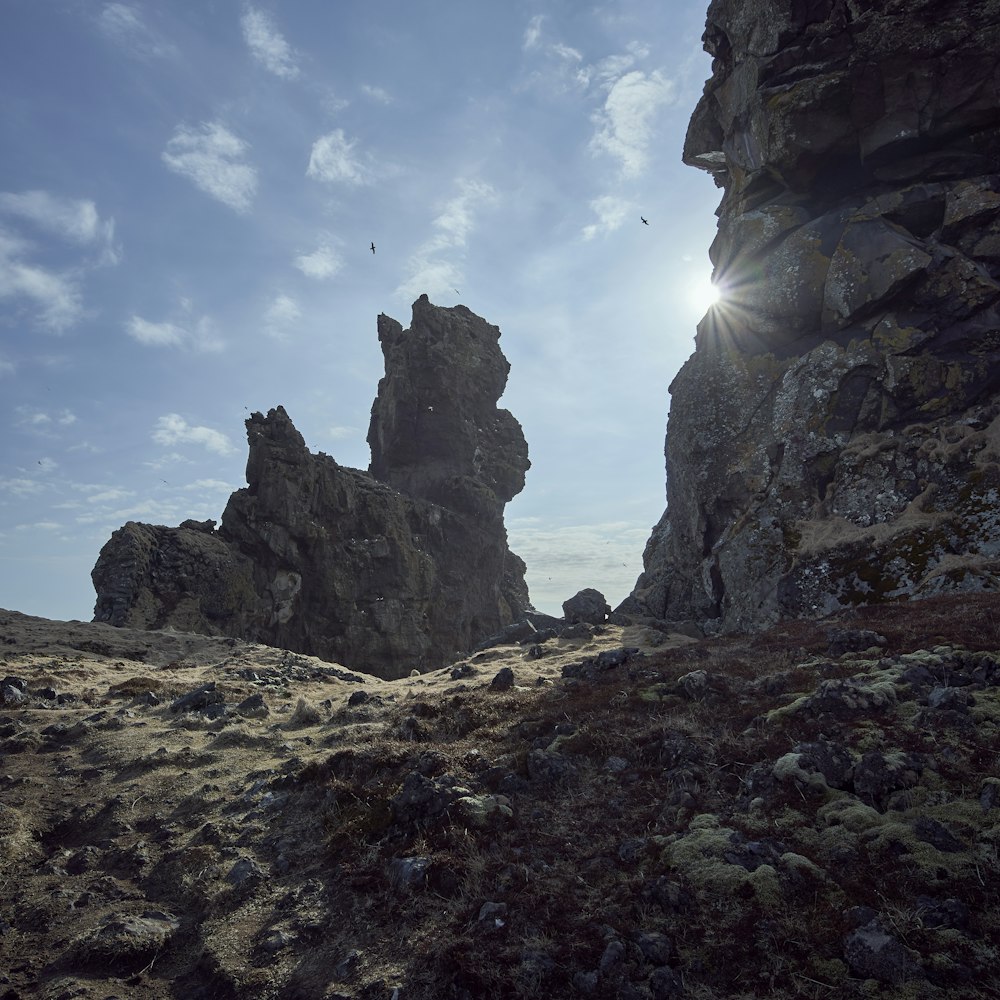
[{"left": 2, "top": 595, "right": 998, "bottom": 998}]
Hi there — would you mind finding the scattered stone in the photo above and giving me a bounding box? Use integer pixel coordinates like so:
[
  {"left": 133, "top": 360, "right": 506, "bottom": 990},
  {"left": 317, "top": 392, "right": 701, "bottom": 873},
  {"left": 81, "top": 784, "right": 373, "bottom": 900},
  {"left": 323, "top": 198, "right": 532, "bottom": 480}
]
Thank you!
[
  {"left": 75, "top": 910, "right": 180, "bottom": 966},
  {"left": 169, "top": 682, "right": 223, "bottom": 714},
  {"left": 477, "top": 901, "right": 507, "bottom": 928},
  {"left": 388, "top": 856, "right": 431, "bottom": 889},
  {"left": 489, "top": 667, "right": 515, "bottom": 691},
  {"left": 226, "top": 857, "right": 265, "bottom": 887},
  {"left": 635, "top": 930, "right": 672, "bottom": 966},
  {"left": 648, "top": 966, "right": 684, "bottom": 999},
  {"left": 826, "top": 628, "right": 888, "bottom": 656},
  {"left": 598, "top": 939, "right": 625, "bottom": 975},
  {"left": 451, "top": 794, "right": 513, "bottom": 829},
  {"left": 235, "top": 692, "right": 269, "bottom": 718},
  {"left": 853, "top": 751, "right": 923, "bottom": 811},
  {"left": 843, "top": 917, "right": 925, "bottom": 985}
]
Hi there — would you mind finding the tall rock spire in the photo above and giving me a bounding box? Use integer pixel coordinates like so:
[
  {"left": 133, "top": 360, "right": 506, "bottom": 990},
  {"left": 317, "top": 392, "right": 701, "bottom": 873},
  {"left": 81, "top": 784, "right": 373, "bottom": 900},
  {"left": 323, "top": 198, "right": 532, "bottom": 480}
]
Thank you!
[{"left": 92, "top": 298, "right": 531, "bottom": 677}]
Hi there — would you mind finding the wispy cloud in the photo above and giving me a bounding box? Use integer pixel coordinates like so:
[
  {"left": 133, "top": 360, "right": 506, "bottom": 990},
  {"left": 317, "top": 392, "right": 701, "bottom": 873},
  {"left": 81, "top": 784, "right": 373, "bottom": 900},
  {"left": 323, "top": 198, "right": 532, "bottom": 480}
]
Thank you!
[
  {"left": 87, "top": 487, "right": 134, "bottom": 505},
  {"left": 0, "top": 477, "right": 45, "bottom": 497},
  {"left": 582, "top": 193, "right": 633, "bottom": 240},
  {"left": 523, "top": 14, "right": 544, "bottom": 50},
  {"left": 15, "top": 406, "right": 77, "bottom": 431},
  {"left": 240, "top": 7, "right": 299, "bottom": 79},
  {"left": 126, "top": 311, "right": 225, "bottom": 352},
  {"left": 0, "top": 191, "right": 118, "bottom": 260},
  {"left": 0, "top": 355, "right": 13, "bottom": 377},
  {"left": 306, "top": 129, "right": 369, "bottom": 185},
  {"left": 0, "top": 192, "right": 120, "bottom": 331},
  {"left": 293, "top": 240, "right": 343, "bottom": 279},
  {"left": 263, "top": 294, "right": 301, "bottom": 339},
  {"left": 152, "top": 414, "right": 235, "bottom": 455},
  {"left": 162, "top": 122, "right": 258, "bottom": 213},
  {"left": 361, "top": 84, "right": 392, "bottom": 104},
  {"left": 396, "top": 179, "right": 497, "bottom": 301},
  {"left": 0, "top": 230, "right": 82, "bottom": 332},
  {"left": 98, "top": 3, "right": 175, "bottom": 59},
  {"left": 590, "top": 68, "right": 675, "bottom": 178}
]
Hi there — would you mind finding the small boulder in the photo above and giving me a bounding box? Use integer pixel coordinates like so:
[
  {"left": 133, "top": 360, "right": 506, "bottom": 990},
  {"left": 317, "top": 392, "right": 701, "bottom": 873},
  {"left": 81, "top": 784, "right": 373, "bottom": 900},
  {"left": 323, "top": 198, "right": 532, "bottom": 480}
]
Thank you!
[{"left": 562, "top": 588, "right": 611, "bottom": 625}]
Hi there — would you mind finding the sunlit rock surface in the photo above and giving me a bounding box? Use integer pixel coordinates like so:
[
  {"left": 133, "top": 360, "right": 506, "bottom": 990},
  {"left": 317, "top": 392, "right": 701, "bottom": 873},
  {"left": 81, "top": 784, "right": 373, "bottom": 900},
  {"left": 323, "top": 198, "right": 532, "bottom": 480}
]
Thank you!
[
  {"left": 92, "top": 296, "right": 531, "bottom": 678},
  {"left": 625, "top": 0, "right": 1000, "bottom": 632}
]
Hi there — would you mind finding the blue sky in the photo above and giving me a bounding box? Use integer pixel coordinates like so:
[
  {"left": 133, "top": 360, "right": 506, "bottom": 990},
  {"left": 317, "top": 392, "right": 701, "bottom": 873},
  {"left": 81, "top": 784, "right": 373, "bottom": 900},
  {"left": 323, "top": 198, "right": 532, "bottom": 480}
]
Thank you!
[{"left": 0, "top": 0, "right": 719, "bottom": 622}]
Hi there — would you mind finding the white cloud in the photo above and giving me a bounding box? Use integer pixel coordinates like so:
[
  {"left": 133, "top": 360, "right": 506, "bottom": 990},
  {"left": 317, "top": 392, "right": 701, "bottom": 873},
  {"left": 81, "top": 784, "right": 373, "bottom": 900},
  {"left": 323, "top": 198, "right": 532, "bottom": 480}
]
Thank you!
[
  {"left": 361, "top": 84, "right": 392, "bottom": 104},
  {"left": 98, "top": 3, "right": 175, "bottom": 59},
  {"left": 263, "top": 294, "right": 301, "bottom": 339},
  {"left": 0, "top": 356, "right": 13, "bottom": 377},
  {"left": 0, "top": 191, "right": 116, "bottom": 252},
  {"left": 306, "top": 130, "right": 368, "bottom": 185},
  {"left": 162, "top": 122, "right": 258, "bottom": 213},
  {"left": 152, "top": 414, "right": 235, "bottom": 455},
  {"left": 87, "top": 487, "right": 134, "bottom": 504},
  {"left": 36, "top": 457, "right": 58, "bottom": 473},
  {"left": 293, "top": 242, "right": 343, "bottom": 279},
  {"left": 582, "top": 194, "right": 633, "bottom": 240},
  {"left": 126, "top": 310, "right": 225, "bottom": 353},
  {"left": 15, "top": 406, "right": 77, "bottom": 430},
  {"left": 507, "top": 518, "right": 650, "bottom": 617},
  {"left": 396, "top": 179, "right": 496, "bottom": 301},
  {"left": 240, "top": 7, "right": 299, "bottom": 79},
  {"left": 0, "top": 245, "right": 82, "bottom": 332},
  {"left": 328, "top": 425, "right": 357, "bottom": 440},
  {"left": 127, "top": 316, "right": 185, "bottom": 348},
  {"left": 185, "top": 479, "right": 234, "bottom": 492},
  {"left": 523, "top": 15, "right": 544, "bottom": 50},
  {"left": 590, "top": 69, "right": 675, "bottom": 178},
  {"left": 0, "top": 477, "right": 44, "bottom": 497},
  {"left": 0, "top": 191, "right": 120, "bottom": 332}
]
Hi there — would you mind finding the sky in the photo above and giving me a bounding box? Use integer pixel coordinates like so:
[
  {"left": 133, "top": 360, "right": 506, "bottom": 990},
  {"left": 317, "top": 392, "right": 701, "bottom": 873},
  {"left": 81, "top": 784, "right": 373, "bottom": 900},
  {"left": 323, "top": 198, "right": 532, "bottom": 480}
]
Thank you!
[{"left": 0, "top": 0, "right": 721, "bottom": 623}]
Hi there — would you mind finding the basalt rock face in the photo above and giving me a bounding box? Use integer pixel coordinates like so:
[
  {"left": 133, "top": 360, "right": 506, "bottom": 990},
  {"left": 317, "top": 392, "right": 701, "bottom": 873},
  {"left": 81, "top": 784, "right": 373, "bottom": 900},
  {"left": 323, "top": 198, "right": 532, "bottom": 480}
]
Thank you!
[
  {"left": 625, "top": 0, "right": 1000, "bottom": 633},
  {"left": 92, "top": 297, "right": 531, "bottom": 678}
]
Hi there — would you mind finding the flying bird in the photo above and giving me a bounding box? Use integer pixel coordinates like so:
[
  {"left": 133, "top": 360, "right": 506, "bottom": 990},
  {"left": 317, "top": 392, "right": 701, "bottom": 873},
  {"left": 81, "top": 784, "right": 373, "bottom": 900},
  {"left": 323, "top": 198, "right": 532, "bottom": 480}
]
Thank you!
[
  {"left": 370, "top": 242, "right": 376, "bottom": 254},
  {"left": 641, "top": 217, "right": 649, "bottom": 225}
]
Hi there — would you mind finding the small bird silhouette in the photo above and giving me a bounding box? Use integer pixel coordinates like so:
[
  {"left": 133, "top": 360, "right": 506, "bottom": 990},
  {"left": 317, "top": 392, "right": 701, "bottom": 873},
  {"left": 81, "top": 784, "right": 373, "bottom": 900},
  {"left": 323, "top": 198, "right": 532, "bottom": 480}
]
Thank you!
[
  {"left": 641, "top": 217, "right": 649, "bottom": 225},
  {"left": 370, "top": 242, "right": 376, "bottom": 254}
]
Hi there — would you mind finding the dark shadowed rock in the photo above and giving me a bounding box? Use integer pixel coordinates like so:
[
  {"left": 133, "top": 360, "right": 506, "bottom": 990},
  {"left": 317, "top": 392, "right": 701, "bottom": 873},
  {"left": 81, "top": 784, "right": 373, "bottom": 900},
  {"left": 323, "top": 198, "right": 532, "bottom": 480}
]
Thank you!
[
  {"left": 843, "top": 917, "right": 924, "bottom": 984},
  {"left": 562, "top": 588, "right": 611, "bottom": 625},
  {"left": 624, "top": 0, "right": 1000, "bottom": 633},
  {"left": 92, "top": 297, "right": 531, "bottom": 679}
]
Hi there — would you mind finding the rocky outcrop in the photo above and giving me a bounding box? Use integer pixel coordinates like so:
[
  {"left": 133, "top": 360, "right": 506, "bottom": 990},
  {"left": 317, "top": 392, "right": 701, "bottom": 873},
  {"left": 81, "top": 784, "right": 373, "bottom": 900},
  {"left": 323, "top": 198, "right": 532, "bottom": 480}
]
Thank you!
[
  {"left": 92, "top": 296, "right": 531, "bottom": 678},
  {"left": 625, "top": 0, "right": 1000, "bottom": 632}
]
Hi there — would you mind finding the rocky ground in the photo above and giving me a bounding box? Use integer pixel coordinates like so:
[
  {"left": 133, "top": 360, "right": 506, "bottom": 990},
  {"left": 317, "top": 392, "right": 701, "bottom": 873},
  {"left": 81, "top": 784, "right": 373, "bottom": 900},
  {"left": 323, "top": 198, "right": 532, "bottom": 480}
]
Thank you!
[{"left": 1, "top": 596, "right": 999, "bottom": 999}]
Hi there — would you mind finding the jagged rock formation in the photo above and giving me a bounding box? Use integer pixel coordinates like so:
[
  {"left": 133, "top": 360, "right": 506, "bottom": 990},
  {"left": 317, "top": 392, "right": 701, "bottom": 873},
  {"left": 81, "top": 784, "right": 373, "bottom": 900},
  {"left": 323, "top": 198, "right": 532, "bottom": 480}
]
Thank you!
[
  {"left": 92, "top": 296, "right": 531, "bottom": 678},
  {"left": 625, "top": 0, "right": 1000, "bottom": 632}
]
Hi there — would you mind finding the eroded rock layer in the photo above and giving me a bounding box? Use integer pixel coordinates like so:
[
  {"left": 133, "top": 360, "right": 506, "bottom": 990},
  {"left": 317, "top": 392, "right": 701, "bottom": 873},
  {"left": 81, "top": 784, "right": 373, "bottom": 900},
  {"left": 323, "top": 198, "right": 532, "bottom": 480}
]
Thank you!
[
  {"left": 92, "top": 297, "right": 531, "bottom": 678},
  {"left": 626, "top": 0, "right": 1000, "bottom": 632}
]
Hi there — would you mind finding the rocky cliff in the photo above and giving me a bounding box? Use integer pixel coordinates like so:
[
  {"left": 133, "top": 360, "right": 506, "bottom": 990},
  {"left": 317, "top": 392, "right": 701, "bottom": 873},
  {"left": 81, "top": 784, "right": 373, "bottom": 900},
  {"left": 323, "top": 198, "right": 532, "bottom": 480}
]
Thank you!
[
  {"left": 92, "top": 296, "right": 531, "bottom": 678},
  {"left": 625, "top": 0, "right": 1000, "bottom": 633}
]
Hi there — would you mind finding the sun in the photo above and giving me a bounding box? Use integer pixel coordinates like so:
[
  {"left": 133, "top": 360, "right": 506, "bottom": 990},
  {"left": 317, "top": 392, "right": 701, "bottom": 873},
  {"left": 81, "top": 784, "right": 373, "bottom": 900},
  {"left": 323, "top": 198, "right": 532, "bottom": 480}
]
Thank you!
[{"left": 689, "top": 273, "right": 722, "bottom": 315}]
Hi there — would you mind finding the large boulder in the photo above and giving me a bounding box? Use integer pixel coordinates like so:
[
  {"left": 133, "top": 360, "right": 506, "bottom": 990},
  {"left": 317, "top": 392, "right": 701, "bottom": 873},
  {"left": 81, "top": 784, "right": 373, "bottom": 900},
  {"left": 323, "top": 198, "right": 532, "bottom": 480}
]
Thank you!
[
  {"left": 92, "top": 297, "right": 531, "bottom": 678},
  {"left": 624, "top": 0, "right": 1000, "bottom": 632}
]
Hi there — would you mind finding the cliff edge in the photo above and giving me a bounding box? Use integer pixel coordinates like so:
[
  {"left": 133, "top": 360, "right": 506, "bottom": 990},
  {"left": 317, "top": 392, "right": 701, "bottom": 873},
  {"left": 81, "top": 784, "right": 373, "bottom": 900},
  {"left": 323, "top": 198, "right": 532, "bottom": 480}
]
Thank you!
[{"left": 625, "top": 0, "right": 1000, "bottom": 632}]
